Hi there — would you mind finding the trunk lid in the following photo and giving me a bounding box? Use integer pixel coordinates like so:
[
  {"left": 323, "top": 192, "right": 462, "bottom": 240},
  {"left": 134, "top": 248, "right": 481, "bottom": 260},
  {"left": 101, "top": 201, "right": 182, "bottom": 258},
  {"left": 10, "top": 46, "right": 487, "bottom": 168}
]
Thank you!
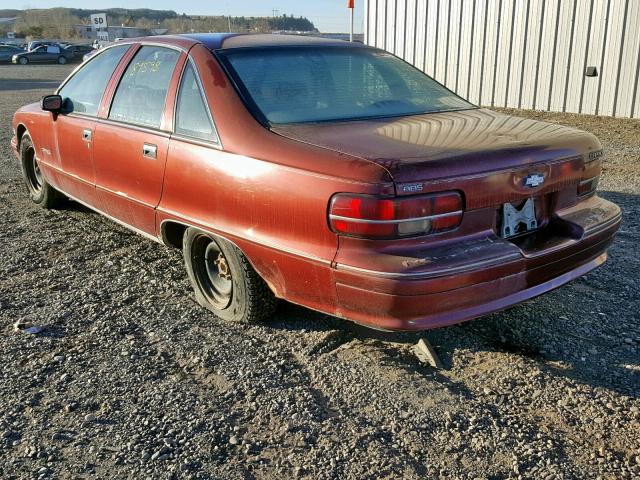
[{"left": 271, "top": 109, "right": 601, "bottom": 195}]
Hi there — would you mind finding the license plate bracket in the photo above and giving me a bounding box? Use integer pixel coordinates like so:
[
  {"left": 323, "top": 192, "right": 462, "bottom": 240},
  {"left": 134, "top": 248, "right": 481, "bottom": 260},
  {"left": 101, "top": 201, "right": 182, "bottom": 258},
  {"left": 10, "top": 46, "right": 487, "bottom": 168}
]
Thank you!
[{"left": 501, "top": 198, "right": 538, "bottom": 238}]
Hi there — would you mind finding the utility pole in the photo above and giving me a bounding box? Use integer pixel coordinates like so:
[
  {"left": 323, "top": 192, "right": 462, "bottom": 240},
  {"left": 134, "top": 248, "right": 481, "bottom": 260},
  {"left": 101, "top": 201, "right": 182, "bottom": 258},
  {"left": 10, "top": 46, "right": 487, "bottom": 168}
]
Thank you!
[{"left": 348, "top": 0, "right": 354, "bottom": 42}]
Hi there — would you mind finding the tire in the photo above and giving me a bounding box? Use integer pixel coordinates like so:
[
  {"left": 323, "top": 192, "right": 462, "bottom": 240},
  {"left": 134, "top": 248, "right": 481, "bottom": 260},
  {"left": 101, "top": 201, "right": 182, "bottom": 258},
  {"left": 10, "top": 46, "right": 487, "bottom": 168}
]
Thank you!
[
  {"left": 20, "top": 134, "right": 61, "bottom": 208},
  {"left": 19, "top": 57, "right": 28, "bottom": 65},
  {"left": 183, "top": 228, "right": 277, "bottom": 323},
  {"left": 57, "top": 56, "right": 67, "bottom": 65}
]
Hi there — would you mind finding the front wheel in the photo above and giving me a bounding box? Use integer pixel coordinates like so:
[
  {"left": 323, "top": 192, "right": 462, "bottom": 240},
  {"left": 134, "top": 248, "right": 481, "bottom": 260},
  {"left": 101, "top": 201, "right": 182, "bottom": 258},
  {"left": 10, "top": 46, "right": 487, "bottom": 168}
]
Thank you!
[
  {"left": 19, "top": 57, "right": 28, "bottom": 65},
  {"left": 57, "top": 56, "right": 67, "bottom": 65},
  {"left": 183, "top": 228, "right": 277, "bottom": 323},
  {"left": 20, "top": 134, "right": 61, "bottom": 208}
]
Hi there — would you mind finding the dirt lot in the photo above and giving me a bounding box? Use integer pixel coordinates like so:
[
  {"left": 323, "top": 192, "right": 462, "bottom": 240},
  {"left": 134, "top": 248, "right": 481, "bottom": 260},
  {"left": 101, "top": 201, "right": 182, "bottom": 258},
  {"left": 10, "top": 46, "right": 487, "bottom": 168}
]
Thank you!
[{"left": 0, "top": 64, "right": 638, "bottom": 480}]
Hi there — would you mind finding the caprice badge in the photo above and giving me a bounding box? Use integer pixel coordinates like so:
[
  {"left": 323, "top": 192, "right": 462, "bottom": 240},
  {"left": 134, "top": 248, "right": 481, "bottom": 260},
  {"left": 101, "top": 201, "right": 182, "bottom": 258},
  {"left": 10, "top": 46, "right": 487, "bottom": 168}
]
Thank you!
[{"left": 523, "top": 173, "right": 545, "bottom": 188}]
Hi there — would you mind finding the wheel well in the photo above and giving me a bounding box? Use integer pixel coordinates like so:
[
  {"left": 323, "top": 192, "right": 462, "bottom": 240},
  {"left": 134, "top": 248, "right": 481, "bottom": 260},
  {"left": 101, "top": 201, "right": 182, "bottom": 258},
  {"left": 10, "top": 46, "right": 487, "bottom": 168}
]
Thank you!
[
  {"left": 16, "top": 124, "right": 27, "bottom": 148},
  {"left": 161, "top": 220, "right": 281, "bottom": 296},
  {"left": 161, "top": 221, "right": 188, "bottom": 249}
]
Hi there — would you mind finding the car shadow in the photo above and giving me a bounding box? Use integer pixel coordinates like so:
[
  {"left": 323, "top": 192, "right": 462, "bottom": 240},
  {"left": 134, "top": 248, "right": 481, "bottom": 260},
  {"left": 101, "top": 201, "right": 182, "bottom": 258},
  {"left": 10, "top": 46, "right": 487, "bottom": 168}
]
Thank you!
[
  {"left": 54, "top": 198, "right": 96, "bottom": 215},
  {"left": 267, "top": 190, "right": 638, "bottom": 399}
]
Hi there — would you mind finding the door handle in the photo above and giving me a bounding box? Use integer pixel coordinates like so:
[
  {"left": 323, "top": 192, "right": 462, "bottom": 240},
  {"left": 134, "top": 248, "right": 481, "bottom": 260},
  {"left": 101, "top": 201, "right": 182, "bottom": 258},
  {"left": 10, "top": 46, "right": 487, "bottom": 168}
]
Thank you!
[
  {"left": 142, "top": 143, "right": 157, "bottom": 159},
  {"left": 82, "top": 129, "right": 92, "bottom": 141}
]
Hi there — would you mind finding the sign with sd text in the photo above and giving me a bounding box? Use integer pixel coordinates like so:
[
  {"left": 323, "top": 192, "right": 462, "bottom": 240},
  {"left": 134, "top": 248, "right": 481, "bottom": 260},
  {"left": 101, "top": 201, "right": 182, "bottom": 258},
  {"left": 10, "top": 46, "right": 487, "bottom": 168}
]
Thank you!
[{"left": 90, "top": 13, "right": 108, "bottom": 29}]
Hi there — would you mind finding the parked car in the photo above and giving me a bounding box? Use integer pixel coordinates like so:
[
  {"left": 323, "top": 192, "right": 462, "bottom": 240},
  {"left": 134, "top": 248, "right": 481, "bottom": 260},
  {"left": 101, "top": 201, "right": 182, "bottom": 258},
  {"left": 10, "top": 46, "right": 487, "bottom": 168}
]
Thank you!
[
  {"left": 63, "top": 44, "right": 95, "bottom": 59},
  {"left": 12, "top": 44, "right": 74, "bottom": 64},
  {"left": 11, "top": 34, "right": 621, "bottom": 331},
  {"left": 0, "top": 44, "right": 24, "bottom": 62}
]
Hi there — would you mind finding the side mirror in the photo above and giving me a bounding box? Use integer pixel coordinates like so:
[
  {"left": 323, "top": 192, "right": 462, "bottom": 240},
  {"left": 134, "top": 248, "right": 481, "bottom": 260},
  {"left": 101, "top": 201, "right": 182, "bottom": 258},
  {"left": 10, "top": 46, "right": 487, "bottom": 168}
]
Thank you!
[{"left": 41, "top": 94, "right": 62, "bottom": 113}]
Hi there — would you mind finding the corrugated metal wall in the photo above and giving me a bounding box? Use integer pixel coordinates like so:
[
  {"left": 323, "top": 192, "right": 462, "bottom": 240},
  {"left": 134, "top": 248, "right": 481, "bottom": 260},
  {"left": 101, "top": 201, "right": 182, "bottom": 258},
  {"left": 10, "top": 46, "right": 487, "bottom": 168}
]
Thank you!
[{"left": 364, "top": 0, "right": 640, "bottom": 118}]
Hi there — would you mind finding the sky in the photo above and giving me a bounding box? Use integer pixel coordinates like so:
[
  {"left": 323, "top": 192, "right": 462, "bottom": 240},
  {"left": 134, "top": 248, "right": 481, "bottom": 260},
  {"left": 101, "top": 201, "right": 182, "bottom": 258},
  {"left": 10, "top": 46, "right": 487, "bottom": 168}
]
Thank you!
[{"left": 15, "top": 0, "right": 366, "bottom": 33}]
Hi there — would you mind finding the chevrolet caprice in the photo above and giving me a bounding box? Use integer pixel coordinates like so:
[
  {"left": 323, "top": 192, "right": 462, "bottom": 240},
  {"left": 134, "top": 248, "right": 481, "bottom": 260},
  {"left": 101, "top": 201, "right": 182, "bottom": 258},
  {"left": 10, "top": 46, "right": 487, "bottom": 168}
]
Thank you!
[{"left": 11, "top": 34, "right": 621, "bottom": 330}]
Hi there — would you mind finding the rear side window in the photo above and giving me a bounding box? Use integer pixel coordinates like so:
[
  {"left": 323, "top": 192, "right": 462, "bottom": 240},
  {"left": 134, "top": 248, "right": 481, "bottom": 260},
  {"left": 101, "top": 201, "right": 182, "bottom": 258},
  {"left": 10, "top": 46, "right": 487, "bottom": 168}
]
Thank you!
[
  {"left": 58, "top": 44, "right": 129, "bottom": 116},
  {"left": 109, "top": 46, "right": 180, "bottom": 129},
  {"left": 175, "top": 63, "right": 217, "bottom": 142}
]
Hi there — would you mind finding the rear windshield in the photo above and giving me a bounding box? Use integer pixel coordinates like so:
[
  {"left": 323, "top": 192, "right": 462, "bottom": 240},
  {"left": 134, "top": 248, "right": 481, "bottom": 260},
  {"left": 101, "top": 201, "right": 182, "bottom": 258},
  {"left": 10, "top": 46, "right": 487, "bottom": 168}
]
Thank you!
[{"left": 219, "top": 47, "right": 475, "bottom": 124}]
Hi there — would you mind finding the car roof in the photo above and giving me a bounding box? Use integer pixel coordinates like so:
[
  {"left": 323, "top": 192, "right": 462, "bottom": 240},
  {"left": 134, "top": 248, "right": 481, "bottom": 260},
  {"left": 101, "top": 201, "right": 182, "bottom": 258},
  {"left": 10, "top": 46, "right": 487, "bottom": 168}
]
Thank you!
[{"left": 175, "top": 33, "right": 362, "bottom": 50}]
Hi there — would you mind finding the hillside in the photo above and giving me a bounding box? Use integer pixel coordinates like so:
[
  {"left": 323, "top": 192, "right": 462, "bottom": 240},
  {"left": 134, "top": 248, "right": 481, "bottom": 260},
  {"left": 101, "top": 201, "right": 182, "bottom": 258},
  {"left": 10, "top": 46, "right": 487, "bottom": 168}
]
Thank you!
[{"left": 0, "top": 8, "right": 317, "bottom": 39}]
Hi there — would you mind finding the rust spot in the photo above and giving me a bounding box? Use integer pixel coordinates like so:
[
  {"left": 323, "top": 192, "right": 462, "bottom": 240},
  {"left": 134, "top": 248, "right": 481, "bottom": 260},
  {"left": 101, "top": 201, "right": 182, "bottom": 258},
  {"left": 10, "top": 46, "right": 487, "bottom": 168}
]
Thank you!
[{"left": 402, "top": 258, "right": 432, "bottom": 268}]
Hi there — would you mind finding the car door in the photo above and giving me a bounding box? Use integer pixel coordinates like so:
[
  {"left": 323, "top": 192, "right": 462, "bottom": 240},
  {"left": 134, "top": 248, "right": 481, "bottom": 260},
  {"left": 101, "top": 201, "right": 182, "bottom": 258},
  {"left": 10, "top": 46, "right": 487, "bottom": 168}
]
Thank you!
[
  {"left": 46, "top": 45, "right": 63, "bottom": 63},
  {"left": 92, "top": 45, "right": 183, "bottom": 235},
  {"left": 51, "top": 44, "right": 131, "bottom": 203},
  {"left": 28, "top": 46, "right": 47, "bottom": 62}
]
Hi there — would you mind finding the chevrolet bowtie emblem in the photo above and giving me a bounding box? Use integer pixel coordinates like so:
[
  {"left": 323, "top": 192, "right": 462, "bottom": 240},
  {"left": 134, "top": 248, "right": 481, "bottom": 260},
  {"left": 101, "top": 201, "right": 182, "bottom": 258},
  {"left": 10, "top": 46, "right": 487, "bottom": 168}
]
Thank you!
[{"left": 524, "top": 173, "right": 545, "bottom": 188}]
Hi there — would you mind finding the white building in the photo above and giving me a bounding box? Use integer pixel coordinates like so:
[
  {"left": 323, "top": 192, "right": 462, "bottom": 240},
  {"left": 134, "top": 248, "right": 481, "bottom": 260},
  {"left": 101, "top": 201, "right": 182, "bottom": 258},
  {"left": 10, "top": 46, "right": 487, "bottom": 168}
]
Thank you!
[{"left": 364, "top": 0, "right": 640, "bottom": 118}]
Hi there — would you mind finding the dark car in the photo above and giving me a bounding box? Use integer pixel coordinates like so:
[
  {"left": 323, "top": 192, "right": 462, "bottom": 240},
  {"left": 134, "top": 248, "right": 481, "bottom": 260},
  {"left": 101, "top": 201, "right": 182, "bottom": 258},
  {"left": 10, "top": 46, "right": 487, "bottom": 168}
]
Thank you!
[
  {"left": 0, "top": 44, "right": 24, "bottom": 63},
  {"left": 12, "top": 44, "right": 74, "bottom": 65},
  {"left": 10, "top": 34, "right": 621, "bottom": 331},
  {"left": 63, "top": 44, "right": 95, "bottom": 59}
]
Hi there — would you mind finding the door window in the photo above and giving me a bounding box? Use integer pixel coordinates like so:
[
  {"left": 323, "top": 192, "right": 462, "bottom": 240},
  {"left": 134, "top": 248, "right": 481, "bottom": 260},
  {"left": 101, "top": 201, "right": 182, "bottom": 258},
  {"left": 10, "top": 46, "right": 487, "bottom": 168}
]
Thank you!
[
  {"left": 175, "top": 62, "right": 217, "bottom": 142},
  {"left": 57, "top": 44, "right": 130, "bottom": 116},
  {"left": 109, "top": 46, "right": 180, "bottom": 129}
]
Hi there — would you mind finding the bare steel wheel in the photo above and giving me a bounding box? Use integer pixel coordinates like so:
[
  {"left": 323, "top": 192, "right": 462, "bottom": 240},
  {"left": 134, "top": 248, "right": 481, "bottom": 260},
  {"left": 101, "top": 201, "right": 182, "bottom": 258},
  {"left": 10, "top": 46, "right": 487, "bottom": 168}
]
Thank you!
[
  {"left": 20, "top": 133, "right": 61, "bottom": 208},
  {"left": 183, "top": 228, "right": 277, "bottom": 323},
  {"left": 24, "top": 144, "right": 42, "bottom": 196},
  {"left": 195, "top": 236, "right": 233, "bottom": 309}
]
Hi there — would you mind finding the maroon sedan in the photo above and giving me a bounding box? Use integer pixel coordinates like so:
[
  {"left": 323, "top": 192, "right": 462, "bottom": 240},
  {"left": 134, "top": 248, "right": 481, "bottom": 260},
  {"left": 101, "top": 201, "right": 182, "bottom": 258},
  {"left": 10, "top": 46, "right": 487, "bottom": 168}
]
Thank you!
[{"left": 11, "top": 34, "right": 621, "bottom": 331}]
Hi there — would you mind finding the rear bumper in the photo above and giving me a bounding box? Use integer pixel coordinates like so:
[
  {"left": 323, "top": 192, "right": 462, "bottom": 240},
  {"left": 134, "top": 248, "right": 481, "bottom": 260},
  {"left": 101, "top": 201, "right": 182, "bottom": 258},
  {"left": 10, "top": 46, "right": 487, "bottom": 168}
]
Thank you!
[{"left": 333, "top": 196, "right": 621, "bottom": 331}]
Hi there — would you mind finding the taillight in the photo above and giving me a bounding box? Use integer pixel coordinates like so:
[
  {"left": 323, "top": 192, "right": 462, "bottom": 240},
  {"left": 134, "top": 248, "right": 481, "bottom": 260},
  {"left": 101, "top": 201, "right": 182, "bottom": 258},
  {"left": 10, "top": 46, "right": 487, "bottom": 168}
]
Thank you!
[
  {"left": 578, "top": 176, "right": 599, "bottom": 198},
  {"left": 329, "top": 191, "right": 463, "bottom": 239}
]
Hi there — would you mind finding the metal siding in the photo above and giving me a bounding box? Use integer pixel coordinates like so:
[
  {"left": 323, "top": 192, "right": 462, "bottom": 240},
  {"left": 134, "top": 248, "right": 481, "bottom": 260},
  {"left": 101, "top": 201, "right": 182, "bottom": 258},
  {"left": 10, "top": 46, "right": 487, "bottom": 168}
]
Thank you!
[
  {"left": 404, "top": 0, "right": 417, "bottom": 65},
  {"left": 600, "top": 0, "right": 627, "bottom": 116},
  {"left": 482, "top": 0, "right": 500, "bottom": 106},
  {"left": 366, "top": 0, "right": 640, "bottom": 117},
  {"left": 435, "top": 0, "right": 450, "bottom": 82},
  {"left": 457, "top": 0, "right": 473, "bottom": 97},
  {"left": 468, "top": 0, "right": 488, "bottom": 105},
  {"left": 395, "top": 0, "right": 407, "bottom": 57},
  {"left": 541, "top": 0, "right": 562, "bottom": 111},
  {"left": 617, "top": 0, "right": 640, "bottom": 118},
  {"left": 507, "top": 0, "right": 527, "bottom": 108},
  {"left": 424, "top": 0, "right": 439, "bottom": 76},
  {"left": 386, "top": 0, "right": 396, "bottom": 52},
  {"left": 414, "top": 0, "right": 428, "bottom": 70},
  {"left": 494, "top": 0, "right": 514, "bottom": 107},
  {"left": 572, "top": 0, "right": 609, "bottom": 113},
  {"left": 446, "top": 0, "right": 463, "bottom": 91},
  {"left": 549, "top": 0, "right": 576, "bottom": 112}
]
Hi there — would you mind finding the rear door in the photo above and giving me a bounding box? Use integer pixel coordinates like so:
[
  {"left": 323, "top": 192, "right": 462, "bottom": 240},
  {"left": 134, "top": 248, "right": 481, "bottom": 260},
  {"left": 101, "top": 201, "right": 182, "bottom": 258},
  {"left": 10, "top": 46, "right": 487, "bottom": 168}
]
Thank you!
[
  {"left": 51, "top": 44, "right": 131, "bottom": 203},
  {"left": 45, "top": 45, "right": 60, "bottom": 62},
  {"left": 92, "top": 45, "right": 184, "bottom": 235}
]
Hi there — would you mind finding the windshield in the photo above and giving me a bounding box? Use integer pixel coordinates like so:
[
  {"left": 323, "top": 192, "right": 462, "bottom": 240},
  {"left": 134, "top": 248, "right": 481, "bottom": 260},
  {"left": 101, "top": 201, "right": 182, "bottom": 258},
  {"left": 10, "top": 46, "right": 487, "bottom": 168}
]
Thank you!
[{"left": 219, "top": 47, "right": 475, "bottom": 124}]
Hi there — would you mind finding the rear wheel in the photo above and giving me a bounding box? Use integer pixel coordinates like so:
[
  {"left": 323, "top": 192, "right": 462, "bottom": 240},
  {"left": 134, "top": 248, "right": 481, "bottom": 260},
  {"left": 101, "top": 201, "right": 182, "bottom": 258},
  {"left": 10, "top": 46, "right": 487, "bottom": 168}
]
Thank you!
[
  {"left": 183, "top": 228, "right": 277, "bottom": 323},
  {"left": 19, "top": 57, "right": 28, "bottom": 65},
  {"left": 57, "top": 56, "right": 67, "bottom": 65},
  {"left": 20, "top": 134, "right": 61, "bottom": 208}
]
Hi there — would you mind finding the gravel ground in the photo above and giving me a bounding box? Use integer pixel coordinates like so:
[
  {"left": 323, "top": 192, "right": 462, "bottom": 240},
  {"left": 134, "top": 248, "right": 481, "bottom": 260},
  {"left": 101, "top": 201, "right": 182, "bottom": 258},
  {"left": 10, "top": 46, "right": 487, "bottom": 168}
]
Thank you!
[{"left": 0, "top": 65, "right": 638, "bottom": 480}]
